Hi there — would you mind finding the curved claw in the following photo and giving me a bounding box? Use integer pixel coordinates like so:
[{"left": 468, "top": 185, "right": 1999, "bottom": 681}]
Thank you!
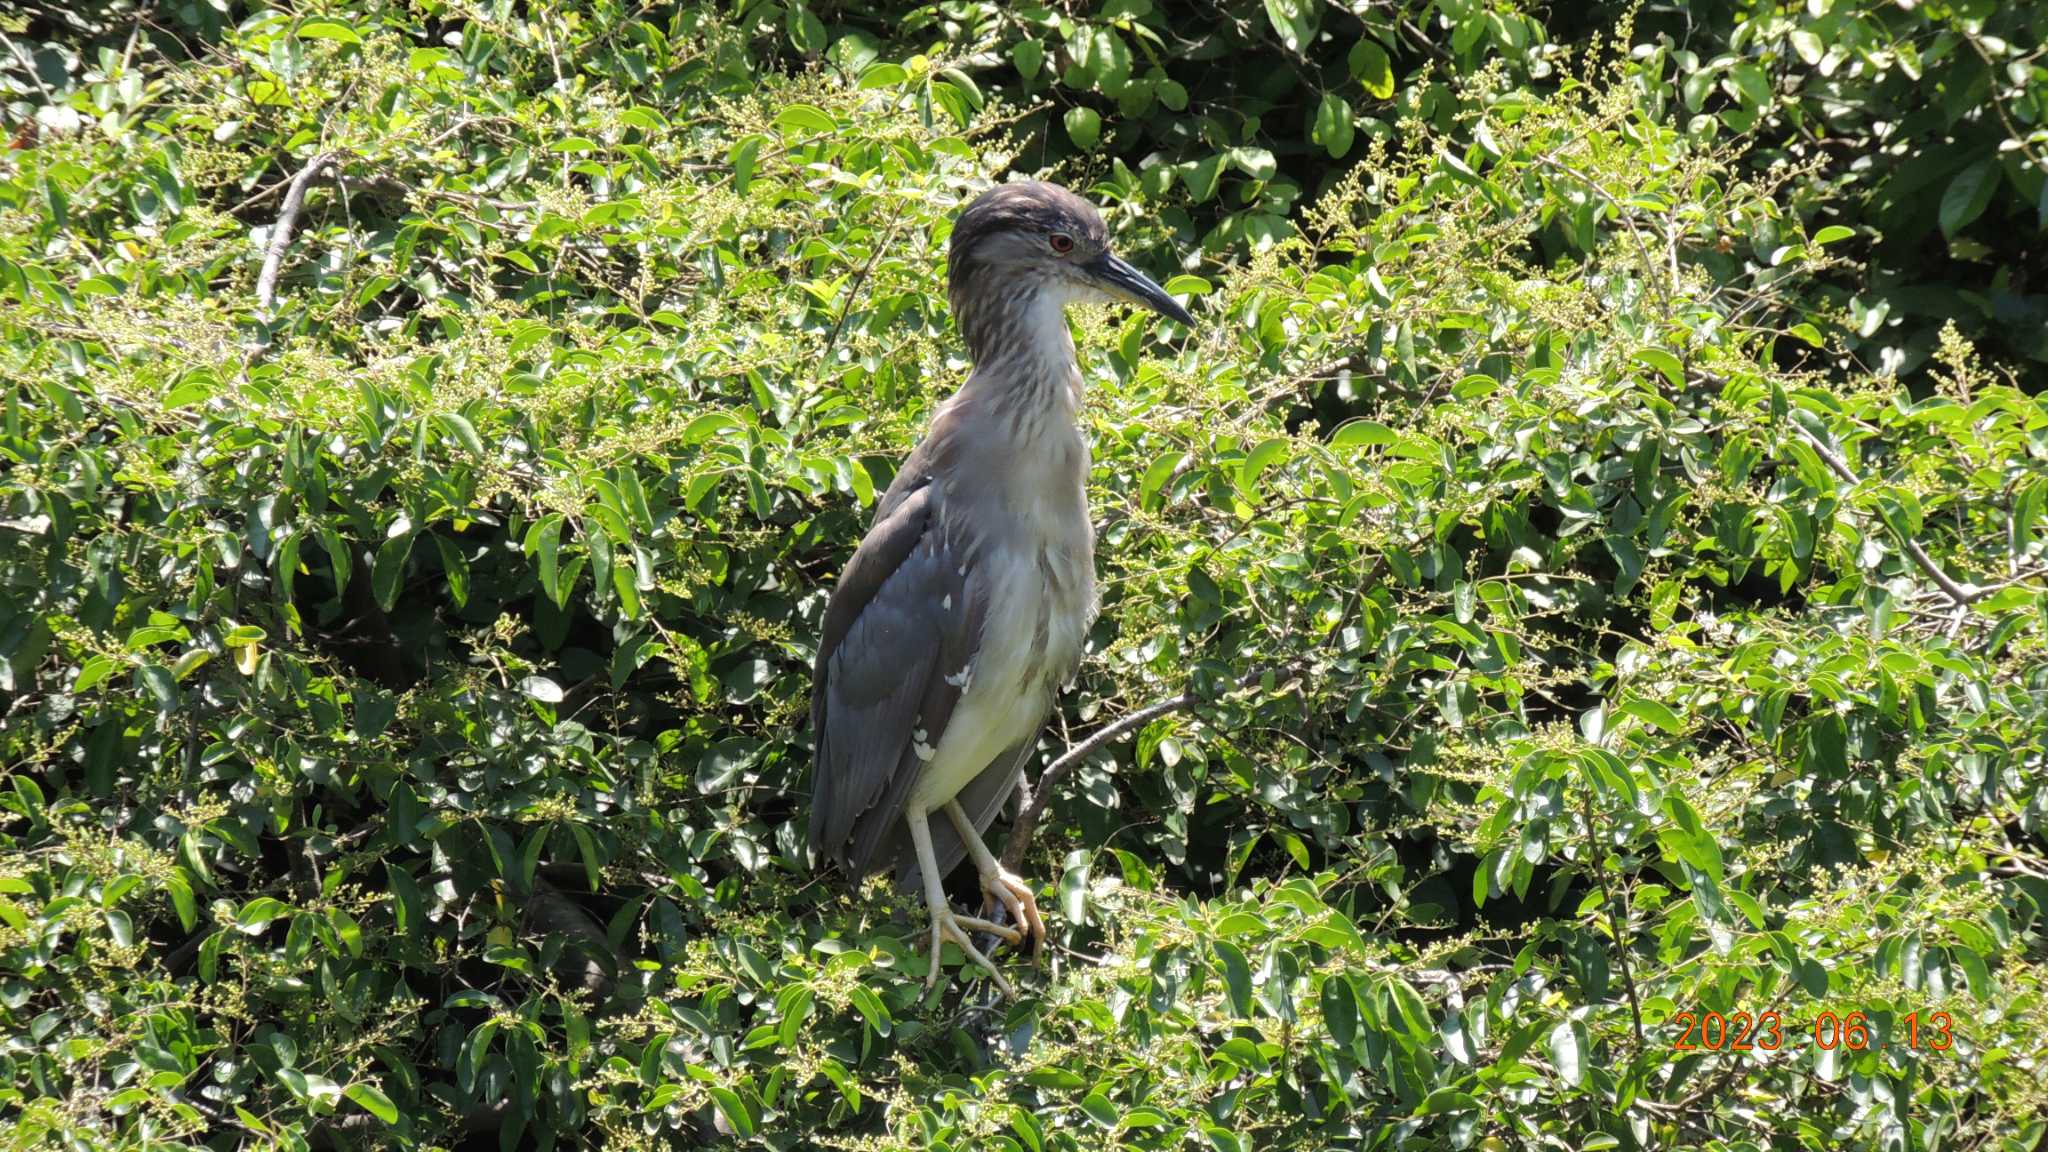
[
  {"left": 911, "top": 810, "right": 1020, "bottom": 998},
  {"left": 981, "top": 869, "right": 1045, "bottom": 960},
  {"left": 924, "top": 904, "right": 1016, "bottom": 998}
]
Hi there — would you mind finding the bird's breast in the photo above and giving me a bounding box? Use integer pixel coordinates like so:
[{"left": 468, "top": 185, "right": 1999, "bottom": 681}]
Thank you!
[
  {"left": 974, "top": 532, "right": 1092, "bottom": 694},
  {"left": 930, "top": 434, "right": 1090, "bottom": 690}
]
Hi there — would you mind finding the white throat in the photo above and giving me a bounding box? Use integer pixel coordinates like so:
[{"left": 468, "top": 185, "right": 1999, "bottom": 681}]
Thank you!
[{"left": 972, "top": 279, "right": 1085, "bottom": 422}]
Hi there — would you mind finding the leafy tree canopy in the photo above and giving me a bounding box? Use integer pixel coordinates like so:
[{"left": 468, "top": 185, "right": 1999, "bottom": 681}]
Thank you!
[{"left": 0, "top": 1, "right": 2044, "bottom": 1149}]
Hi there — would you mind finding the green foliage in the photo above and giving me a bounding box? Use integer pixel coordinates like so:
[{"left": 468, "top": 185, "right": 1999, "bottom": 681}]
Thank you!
[
  {"left": 1641, "top": 0, "right": 2048, "bottom": 380},
  {"left": 829, "top": 0, "right": 1553, "bottom": 255},
  {"left": 0, "top": 2, "right": 2045, "bottom": 1151},
  {"left": 712, "top": 1, "right": 2048, "bottom": 391}
]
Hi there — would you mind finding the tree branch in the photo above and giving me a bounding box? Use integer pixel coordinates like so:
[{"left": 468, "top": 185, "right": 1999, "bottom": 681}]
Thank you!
[
  {"left": 1790, "top": 422, "right": 1980, "bottom": 607},
  {"left": 999, "top": 665, "right": 1286, "bottom": 872},
  {"left": 255, "top": 151, "right": 341, "bottom": 312},
  {"left": 1581, "top": 788, "right": 1645, "bottom": 1051},
  {"left": 1690, "top": 368, "right": 1984, "bottom": 609}
]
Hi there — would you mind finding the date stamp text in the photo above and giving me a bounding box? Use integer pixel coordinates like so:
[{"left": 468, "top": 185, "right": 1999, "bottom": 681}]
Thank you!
[{"left": 1670, "top": 1010, "right": 1955, "bottom": 1052}]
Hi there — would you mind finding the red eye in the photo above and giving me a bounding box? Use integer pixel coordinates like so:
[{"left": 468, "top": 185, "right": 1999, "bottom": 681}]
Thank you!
[{"left": 1048, "top": 232, "right": 1074, "bottom": 254}]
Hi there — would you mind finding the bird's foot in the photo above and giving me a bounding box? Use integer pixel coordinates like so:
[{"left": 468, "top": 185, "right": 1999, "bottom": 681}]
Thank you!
[
  {"left": 924, "top": 903, "right": 1021, "bottom": 998},
  {"left": 979, "top": 867, "right": 1045, "bottom": 960}
]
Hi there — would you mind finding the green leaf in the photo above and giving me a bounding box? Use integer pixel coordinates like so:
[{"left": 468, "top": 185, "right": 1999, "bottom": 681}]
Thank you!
[
  {"left": 849, "top": 985, "right": 891, "bottom": 1035},
  {"left": 1940, "top": 160, "right": 1999, "bottom": 238},
  {"left": 1349, "top": 38, "right": 1394, "bottom": 100},
  {"left": 171, "top": 648, "right": 211, "bottom": 680},
  {"left": 344, "top": 1083, "right": 399, "bottom": 1124},
  {"left": 72, "top": 655, "right": 117, "bottom": 693},
  {"left": 1238, "top": 437, "right": 1290, "bottom": 502},
  {"left": 1184, "top": 154, "right": 1225, "bottom": 202},
  {"left": 527, "top": 514, "right": 565, "bottom": 607},
  {"left": 1331, "top": 419, "right": 1396, "bottom": 451},
  {"left": 1064, "top": 107, "right": 1101, "bottom": 151},
  {"left": 1012, "top": 40, "right": 1044, "bottom": 81},
  {"left": 1727, "top": 62, "right": 1772, "bottom": 109},
  {"left": 777, "top": 104, "right": 836, "bottom": 136},
  {"left": 136, "top": 664, "right": 177, "bottom": 709},
  {"left": 1319, "top": 975, "right": 1358, "bottom": 1046},
  {"left": 1262, "top": 0, "right": 1316, "bottom": 53},
  {"left": 612, "top": 562, "right": 643, "bottom": 618},
  {"left": 571, "top": 824, "right": 603, "bottom": 891},
  {"left": 1312, "top": 92, "right": 1355, "bottom": 159},
  {"left": 1812, "top": 225, "right": 1854, "bottom": 246},
  {"left": 1632, "top": 347, "right": 1685, "bottom": 387},
  {"left": 1213, "top": 939, "right": 1253, "bottom": 1016},
  {"left": 434, "top": 412, "right": 485, "bottom": 456},
  {"left": 708, "top": 1087, "right": 754, "bottom": 1137},
  {"left": 373, "top": 530, "right": 413, "bottom": 613},
  {"left": 296, "top": 20, "right": 363, "bottom": 44},
  {"left": 682, "top": 412, "right": 741, "bottom": 443},
  {"left": 1064, "top": 25, "right": 1131, "bottom": 89},
  {"left": 1420, "top": 1088, "right": 1479, "bottom": 1115},
  {"left": 857, "top": 62, "right": 907, "bottom": 89},
  {"left": 167, "top": 873, "right": 197, "bottom": 932},
  {"left": 1386, "top": 978, "right": 1432, "bottom": 1038},
  {"left": 785, "top": 3, "right": 826, "bottom": 55},
  {"left": 434, "top": 536, "right": 470, "bottom": 608},
  {"left": 1789, "top": 28, "right": 1824, "bottom": 65},
  {"left": 1547, "top": 1020, "right": 1583, "bottom": 1086},
  {"left": 1231, "top": 147, "right": 1277, "bottom": 181},
  {"left": 237, "top": 897, "right": 290, "bottom": 931},
  {"left": 729, "top": 134, "right": 766, "bottom": 194},
  {"left": 618, "top": 106, "right": 667, "bottom": 131},
  {"left": 1619, "top": 696, "right": 1684, "bottom": 734},
  {"left": 1140, "top": 451, "right": 1185, "bottom": 509},
  {"left": 1059, "top": 852, "right": 1091, "bottom": 922}
]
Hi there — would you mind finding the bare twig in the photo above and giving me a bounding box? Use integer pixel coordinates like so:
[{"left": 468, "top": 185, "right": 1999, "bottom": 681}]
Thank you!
[
  {"left": 1399, "top": 18, "right": 1454, "bottom": 63},
  {"left": 418, "top": 114, "right": 517, "bottom": 153},
  {"left": 224, "top": 171, "right": 294, "bottom": 218},
  {"left": 8, "top": 316, "right": 194, "bottom": 353},
  {"left": 0, "top": 32, "right": 58, "bottom": 104},
  {"left": 255, "top": 151, "right": 341, "bottom": 311},
  {"left": 816, "top": 210, "right": 905, "bottom": 385},
  {"left": 1789, "top": 421, "right": 1979, "bottom": 607},
  {"left": 1690, "top": 367, "right": 1987, "bottom": 609},
  {"left": 1581, "top": 788, "right": 1645, "bottom": 1050}
]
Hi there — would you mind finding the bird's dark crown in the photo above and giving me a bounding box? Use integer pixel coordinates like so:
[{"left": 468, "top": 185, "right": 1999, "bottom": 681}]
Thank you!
[{"left": 948, "top": 181, "right": 1107, "bottom": 268}]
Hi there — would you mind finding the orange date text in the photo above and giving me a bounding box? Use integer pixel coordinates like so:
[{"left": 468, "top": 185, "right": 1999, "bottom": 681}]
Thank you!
[{"left": 1668, "top": 1010, "right": 1954, "bottom": 1052}]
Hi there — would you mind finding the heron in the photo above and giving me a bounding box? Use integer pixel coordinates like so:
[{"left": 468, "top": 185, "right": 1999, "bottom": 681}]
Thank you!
[{"left": 808, "top": 181, "right": 1193, "bottom": 996}]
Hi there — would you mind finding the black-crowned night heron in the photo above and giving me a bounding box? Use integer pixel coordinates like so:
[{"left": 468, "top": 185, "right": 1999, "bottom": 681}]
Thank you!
[{"left": 809, "top": 181, "right": 1192, "bottom": 995}]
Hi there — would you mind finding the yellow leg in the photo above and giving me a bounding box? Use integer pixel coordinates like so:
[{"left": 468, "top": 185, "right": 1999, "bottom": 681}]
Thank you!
[
  {"left": 908, "top": 809, "right": 1019, "bottom": 997},
  {"left": 944, "top": 799, "right": 1046, "bottom": 958}
]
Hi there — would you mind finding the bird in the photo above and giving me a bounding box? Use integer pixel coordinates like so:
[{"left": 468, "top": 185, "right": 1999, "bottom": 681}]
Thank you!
[{"left": 808, "top": 181, "right": 1193, "bottom": 996}]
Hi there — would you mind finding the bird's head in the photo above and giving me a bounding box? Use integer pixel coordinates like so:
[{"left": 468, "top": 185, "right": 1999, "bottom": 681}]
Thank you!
[{"left": 946, "top": 181, "right": 1192, "bottom": 357}]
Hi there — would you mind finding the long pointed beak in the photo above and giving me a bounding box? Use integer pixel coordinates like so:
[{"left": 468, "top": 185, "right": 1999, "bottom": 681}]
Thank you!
[{"left": 1086, "top": 252, "right": 1194, "bottom": 327}]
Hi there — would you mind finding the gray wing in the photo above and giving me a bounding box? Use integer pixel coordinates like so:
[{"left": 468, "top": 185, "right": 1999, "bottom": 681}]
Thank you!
[{"left": 809, "top": 483, "right": 989, "bottom": 880}]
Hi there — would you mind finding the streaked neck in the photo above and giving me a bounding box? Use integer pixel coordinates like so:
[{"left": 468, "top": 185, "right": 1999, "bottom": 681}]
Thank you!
[{"left": 953, "top": 280, "right": 1084, "bottom": 424}]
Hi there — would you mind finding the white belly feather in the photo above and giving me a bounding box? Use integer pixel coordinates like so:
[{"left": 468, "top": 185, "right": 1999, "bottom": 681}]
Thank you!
[{"left": 906, "top": 538, "right": 1089, "bottom": 816}]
